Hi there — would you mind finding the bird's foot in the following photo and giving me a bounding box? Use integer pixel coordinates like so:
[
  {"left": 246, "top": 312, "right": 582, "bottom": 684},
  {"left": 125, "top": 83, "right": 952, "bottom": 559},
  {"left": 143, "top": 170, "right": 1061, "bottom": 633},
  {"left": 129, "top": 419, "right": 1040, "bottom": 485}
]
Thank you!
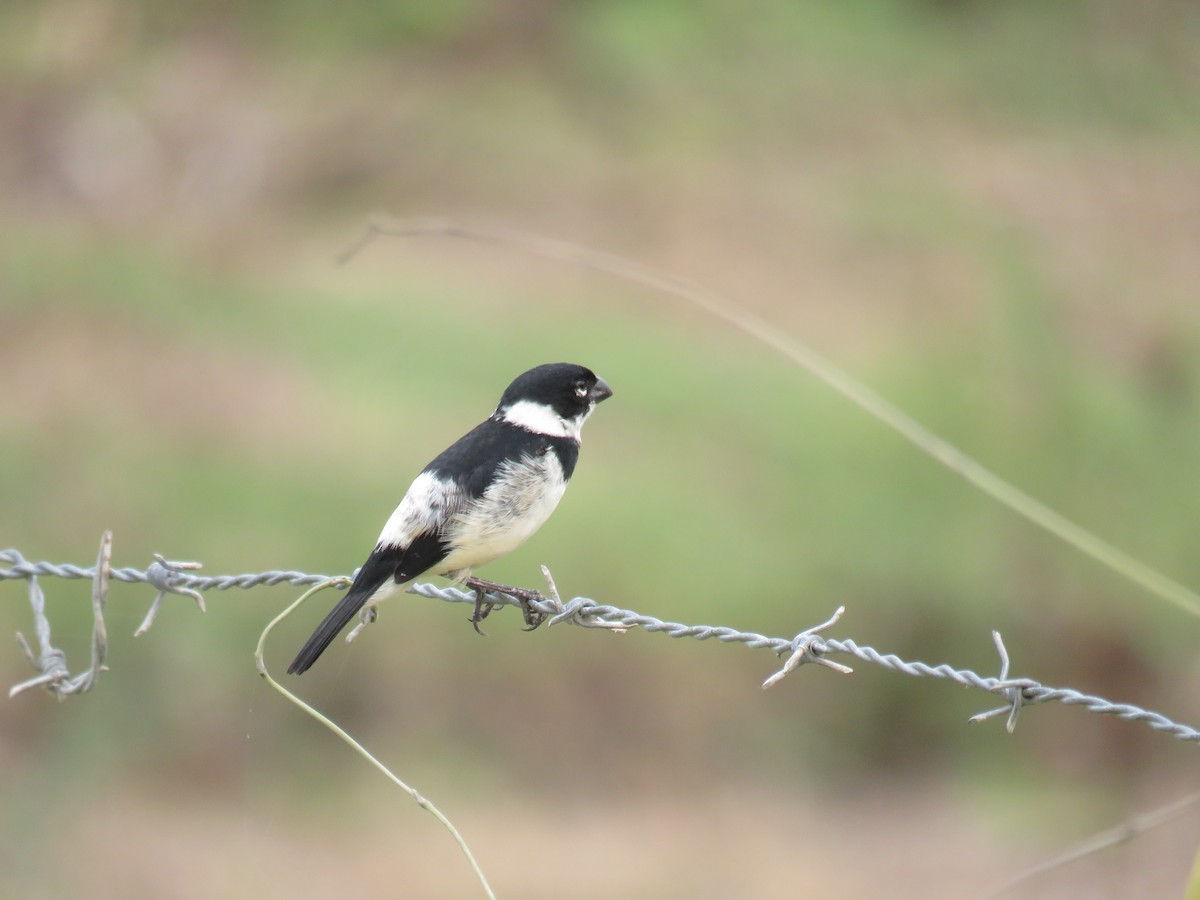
[{"left": 464, "top": 577, "right": 548, "bottom": 634}]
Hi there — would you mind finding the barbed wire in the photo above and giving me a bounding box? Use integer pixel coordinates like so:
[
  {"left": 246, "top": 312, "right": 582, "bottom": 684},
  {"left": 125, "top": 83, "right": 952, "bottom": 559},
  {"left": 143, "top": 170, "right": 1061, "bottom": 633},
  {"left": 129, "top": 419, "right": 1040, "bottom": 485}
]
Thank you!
[{"left": 3, "top": 534, "right": 1199, "bottom": 747}]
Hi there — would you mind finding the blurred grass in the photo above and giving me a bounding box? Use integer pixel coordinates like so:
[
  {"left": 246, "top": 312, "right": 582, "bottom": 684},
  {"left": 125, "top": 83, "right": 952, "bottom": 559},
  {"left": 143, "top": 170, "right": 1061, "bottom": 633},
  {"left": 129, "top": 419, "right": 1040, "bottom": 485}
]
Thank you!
[
  {"left": 4, "top": 228, "right": 1197, "bottom": 748},
  {"left": 3, "top": 0, "right": 1200, "bottom": 896}
]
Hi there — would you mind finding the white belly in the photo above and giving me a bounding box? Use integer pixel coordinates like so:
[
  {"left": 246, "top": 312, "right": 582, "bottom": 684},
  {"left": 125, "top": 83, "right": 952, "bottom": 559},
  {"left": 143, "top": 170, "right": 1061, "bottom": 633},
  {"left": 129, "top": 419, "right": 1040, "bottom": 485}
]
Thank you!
[{"left": 436, "top": 451, "right": 567, "bottom": 580}]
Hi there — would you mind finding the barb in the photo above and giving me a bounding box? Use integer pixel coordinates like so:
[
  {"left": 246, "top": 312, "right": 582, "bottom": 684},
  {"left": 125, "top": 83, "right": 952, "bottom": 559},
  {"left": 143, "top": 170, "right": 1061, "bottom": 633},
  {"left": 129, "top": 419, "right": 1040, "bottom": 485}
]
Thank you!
[
  {"left": 8, "top": 533, "right": 112, "bottom": 699},
  {"left": 3, "top": 542, "right": 1199, "bottom": 749},
  {"left": 136, "top": 554, "right": 208, "bottom": 637},
  {"left": 968, "top": 631, "right": 1032, "bottom": 733},
  {"left": 761, "top": 605, "right": 853, "bottom": 687}
]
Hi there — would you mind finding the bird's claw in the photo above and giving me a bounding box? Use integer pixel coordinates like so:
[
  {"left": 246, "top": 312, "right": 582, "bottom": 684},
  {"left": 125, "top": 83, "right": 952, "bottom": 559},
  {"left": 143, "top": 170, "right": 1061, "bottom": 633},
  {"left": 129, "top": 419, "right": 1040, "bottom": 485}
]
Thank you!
[
  {"left": 469, "top": 593, "right": 498, "bottom": 636},
  {"left": 520, "top": 602, "right": 548, "bottom": 632}
]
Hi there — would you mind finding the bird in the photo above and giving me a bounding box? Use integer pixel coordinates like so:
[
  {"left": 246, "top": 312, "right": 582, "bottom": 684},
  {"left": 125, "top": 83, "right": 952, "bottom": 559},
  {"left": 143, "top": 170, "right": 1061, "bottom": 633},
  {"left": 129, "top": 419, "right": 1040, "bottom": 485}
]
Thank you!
[{"left": 287, "top": 362, "right": 613, "bottom": 675}]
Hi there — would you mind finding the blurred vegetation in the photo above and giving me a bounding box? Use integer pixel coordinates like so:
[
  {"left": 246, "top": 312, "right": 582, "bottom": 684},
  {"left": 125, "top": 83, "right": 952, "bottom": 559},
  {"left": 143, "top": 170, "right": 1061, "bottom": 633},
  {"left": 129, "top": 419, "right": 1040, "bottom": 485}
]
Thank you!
[{"left": 2, "top": 0, "right": 1200, "bottom": 896}]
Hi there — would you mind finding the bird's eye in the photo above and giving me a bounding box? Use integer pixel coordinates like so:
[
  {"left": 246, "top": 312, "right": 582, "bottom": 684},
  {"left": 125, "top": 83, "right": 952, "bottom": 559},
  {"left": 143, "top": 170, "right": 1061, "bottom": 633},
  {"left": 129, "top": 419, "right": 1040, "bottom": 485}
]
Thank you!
[{"left": 573, "top": 379, "right": 588, "bottom": 398}]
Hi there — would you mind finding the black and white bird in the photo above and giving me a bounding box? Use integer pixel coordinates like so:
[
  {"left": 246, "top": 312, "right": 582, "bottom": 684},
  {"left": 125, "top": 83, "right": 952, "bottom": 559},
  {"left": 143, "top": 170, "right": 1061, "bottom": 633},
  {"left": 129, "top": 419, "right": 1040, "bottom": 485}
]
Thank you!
[{"left": 287, "top": 362, "right": 613, "bottom": 675}]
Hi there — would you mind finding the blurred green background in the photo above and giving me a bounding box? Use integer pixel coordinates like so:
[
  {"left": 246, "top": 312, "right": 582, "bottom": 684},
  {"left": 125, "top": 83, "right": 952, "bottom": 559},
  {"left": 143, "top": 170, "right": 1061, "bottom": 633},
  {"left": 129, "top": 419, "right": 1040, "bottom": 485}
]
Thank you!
[{"left": 3, "top": 1, "right": 1200, "bottom": 896}]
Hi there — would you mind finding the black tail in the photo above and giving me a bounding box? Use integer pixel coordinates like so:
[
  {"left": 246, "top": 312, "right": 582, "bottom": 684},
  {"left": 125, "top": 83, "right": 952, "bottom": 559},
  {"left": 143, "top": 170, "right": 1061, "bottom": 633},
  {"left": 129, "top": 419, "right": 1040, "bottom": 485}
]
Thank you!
[
  {"left": 288, "top": 541, "right": 430, "bottom": 674},
  {"left": 288, "top": 547, "right": 405, "bottom": 672},
  {"left": 286, "top": 585, "right": 373, "bottom": 675}
]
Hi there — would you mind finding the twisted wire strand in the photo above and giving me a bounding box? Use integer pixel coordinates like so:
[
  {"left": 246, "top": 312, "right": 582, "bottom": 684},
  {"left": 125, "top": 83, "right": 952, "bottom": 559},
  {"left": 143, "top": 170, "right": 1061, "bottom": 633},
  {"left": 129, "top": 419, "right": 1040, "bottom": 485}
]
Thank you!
[
  {"left": 0, "top": 559, "right": 340, "bottom": 591},
  {"left": 4, "top": 547, "right": 1199, "bottom": 743}
]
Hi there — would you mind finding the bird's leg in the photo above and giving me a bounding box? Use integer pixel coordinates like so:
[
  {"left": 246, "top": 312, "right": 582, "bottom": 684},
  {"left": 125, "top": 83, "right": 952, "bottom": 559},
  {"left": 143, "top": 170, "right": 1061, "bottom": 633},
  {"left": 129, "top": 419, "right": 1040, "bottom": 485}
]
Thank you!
[{"left": 463, "top": 577, "right": 549, "bottom": 632}]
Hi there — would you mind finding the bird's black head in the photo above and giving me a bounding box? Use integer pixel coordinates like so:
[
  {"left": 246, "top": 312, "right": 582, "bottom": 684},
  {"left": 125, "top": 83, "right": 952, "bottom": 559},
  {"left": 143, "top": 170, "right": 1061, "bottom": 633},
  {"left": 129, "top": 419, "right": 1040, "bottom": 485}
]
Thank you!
[{"left": 495, "top": 363, "right": 613, "bottom": 438}]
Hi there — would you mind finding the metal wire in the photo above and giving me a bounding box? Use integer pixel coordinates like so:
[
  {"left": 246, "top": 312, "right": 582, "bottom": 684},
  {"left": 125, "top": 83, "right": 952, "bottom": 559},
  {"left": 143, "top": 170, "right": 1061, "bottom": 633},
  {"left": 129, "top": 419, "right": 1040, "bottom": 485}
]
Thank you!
[{"left": 3, "top": 539, "right": 1199, "bottom": 745}]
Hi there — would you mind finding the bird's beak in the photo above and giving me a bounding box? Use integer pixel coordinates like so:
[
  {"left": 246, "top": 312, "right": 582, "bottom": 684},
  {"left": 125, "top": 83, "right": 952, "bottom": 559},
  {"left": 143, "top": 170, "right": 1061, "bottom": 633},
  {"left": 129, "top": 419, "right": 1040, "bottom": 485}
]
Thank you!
[{"left": 590, "top": 377, "right": 613, "bottom": 404}]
